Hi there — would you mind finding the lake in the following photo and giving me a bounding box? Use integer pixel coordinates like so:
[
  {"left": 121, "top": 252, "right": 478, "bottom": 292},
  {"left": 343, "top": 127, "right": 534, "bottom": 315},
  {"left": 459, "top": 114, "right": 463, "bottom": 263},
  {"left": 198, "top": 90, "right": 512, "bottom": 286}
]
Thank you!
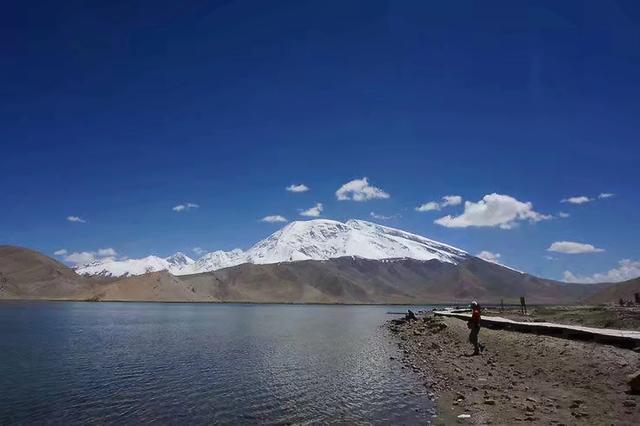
[{"left": 0, "top": 302, "right": 433, "bottom": 424}]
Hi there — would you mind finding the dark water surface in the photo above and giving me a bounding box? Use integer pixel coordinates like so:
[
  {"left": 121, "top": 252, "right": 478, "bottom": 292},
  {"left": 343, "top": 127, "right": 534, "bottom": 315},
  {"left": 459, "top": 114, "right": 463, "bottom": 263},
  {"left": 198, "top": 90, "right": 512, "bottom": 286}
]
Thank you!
[{"left": 0, "top": 302, "right": 432, "bottom": 424}]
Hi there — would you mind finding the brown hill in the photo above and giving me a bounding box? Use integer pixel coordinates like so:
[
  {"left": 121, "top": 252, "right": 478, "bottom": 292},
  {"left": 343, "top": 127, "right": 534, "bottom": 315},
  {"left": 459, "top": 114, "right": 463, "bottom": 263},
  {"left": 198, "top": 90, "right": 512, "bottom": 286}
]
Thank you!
[
  {"left": 583, "top": 277, "right": 640, "bottom": 304},
  {"left": 0, "top": 245, "right": 105, "bottom": 300},
  {"left": 0, "top": 247, "right": 216, "bottom": 302},
  {"left": 180, "top": 257, "right": 608, "bottom": 305},
  {"left": 95, "top": 271, "right": 217, "bottom": 302}
]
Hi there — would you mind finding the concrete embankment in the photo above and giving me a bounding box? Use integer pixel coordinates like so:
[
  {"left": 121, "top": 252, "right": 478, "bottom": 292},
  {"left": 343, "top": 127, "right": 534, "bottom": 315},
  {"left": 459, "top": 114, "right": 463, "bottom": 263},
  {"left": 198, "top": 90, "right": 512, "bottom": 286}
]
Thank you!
[{"left": 434, "top": 310, "right": 640, "bottom": 349}]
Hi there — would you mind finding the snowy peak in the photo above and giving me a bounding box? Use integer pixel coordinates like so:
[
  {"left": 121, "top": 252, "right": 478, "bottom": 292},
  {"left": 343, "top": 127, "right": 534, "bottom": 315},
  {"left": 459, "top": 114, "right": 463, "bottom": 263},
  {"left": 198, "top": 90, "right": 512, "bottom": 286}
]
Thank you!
[
  {"left": 75, "top": 219, "right": 469, "bottom": 277},
  {"left": 76, "top": 255, "right": 171, "bottom": 277},
  {"left": 187, "top": 249, "right": 246, "bottom": 273},
  {"left": 245, "top": 219, "right": 468, "bottom": 265},
  {"left": 246, "top": 219, "right": 352, "bottom": 264},
  {"left": 76, "top": 252, "right": 193, "bottom": 278},
  {"left": 166, "top": 252, "right": 195, "bottom": 268}
]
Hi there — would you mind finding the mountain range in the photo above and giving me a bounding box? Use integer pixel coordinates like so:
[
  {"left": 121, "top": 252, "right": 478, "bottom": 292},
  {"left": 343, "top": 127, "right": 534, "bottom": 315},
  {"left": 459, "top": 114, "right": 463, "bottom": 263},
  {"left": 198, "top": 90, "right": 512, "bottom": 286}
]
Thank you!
[
  {"left": 75, "top": 219, "right": 469, "bottom": 277},
  {"left": 1, "top": 219, "right": 635, "bottom": 304}
]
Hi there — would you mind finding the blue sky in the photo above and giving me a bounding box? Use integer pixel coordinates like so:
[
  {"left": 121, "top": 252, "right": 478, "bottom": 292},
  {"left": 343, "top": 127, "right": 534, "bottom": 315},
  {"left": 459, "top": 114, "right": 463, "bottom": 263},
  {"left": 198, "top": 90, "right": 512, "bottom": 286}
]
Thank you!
[{"left": 1, "top": 1, "right": 639, "bottom": 282}]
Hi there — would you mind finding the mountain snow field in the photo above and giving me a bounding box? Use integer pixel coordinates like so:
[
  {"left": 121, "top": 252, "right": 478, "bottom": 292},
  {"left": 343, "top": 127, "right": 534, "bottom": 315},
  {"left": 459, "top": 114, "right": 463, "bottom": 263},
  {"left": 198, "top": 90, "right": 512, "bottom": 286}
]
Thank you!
[{"left": 75, "top": 219, "right": 469, "bottom": 277}]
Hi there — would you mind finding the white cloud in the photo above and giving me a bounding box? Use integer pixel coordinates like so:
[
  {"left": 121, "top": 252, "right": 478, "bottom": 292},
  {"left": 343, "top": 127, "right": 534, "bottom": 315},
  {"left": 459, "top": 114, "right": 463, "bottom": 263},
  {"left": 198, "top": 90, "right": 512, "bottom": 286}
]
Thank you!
[
  {"left": 598, "top": 193, "right": 615, "bottom": 199},
  {"left": 97, "top": 248, "right": 117, "bottom": 257},
  {"left": 563, "top": 259, "right": 640, "bottom": 283},
  {"left": 370, "top": 212, "right": 399, "bottom": 220},
  {"left": 67, "top": 216, "right": 86, "bottom": 223},
  {"left": 442, "top": 195, "right": 462, "bottom": 206},
  {"left": 336, "top": 177, "right": 390, "bottom": 201},
  {"left": 300, "top": 203, "right": 323, "bottom": 217},
  {"left": 64, "top": 251, "right": 96, "bottom": 266},
  {"left": 192, "top": 247, "right": 206, "bottom": 256},
  {"left": 54, "top": 249, "right": 67, "bottom": 256},
  {"left": 63, "top": 247, "right": 120, "bottom": 266},
  {"left": 561, "top": 196, "right": 592, "bottom": 204},
  {"left": 434, "top": 193, "right": 551, "bottom": 229},
  {"left": 260, "top": 215, "right": 288, "bottom": 223},
  {"left": 547, "top": 241, "right": 604, "bottom": 254},
  {"left": 558, "top": 212, "right": 570, "bottom": 218},
  {"left": 416, "top": 195, "right": 463, "bottom": 213},
  {"left": 544, "top": 255, "right": 556, "bottom": 261},
  {"left": 286, "top": 184, "right": 309, "bottom": 193},
  {"left": 415, "top": 202, "right": 440, "bottom": 212},
  {"left": 477, "top": 251, "right": 501, "bottom": 263},
  {"left": 172, "top": 202, "right": 199, "bottom": 212}
]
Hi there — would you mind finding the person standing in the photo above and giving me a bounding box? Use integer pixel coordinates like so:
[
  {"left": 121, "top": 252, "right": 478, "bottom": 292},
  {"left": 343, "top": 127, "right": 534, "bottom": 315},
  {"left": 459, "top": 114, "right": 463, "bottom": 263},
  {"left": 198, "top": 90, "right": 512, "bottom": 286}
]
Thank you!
[{"left": 468, "top": 301, "right": 484, "bottom": 355}]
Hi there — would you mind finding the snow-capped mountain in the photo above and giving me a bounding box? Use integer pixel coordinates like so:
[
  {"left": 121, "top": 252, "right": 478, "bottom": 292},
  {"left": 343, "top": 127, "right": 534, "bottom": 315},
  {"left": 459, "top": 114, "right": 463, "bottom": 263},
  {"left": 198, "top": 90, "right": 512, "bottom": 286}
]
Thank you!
[
  {"left": 166, "top": 252, "right": 195, "bottom": 268},
  {"left": 76, "top": 252, "right": 195, "bottom": 277},
  {"left": 75, "top": 219, "right": 469, "bottom": 277},
  {"left": 245, "top": 219, "right": 467, "bottom": 265},
  {"left": 182, "top": 249, "right": 246, "bottom": 275},
  {"left": 77, "top": 255, "right": 174, "bottom": 277}
]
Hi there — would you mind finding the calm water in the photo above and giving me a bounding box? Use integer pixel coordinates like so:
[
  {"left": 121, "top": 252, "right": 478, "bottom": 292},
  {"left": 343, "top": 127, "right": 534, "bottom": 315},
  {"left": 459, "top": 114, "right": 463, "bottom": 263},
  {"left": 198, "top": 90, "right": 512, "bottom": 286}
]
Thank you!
[{"left": 0, "top": 302, "right": 432, "bottom": 424}]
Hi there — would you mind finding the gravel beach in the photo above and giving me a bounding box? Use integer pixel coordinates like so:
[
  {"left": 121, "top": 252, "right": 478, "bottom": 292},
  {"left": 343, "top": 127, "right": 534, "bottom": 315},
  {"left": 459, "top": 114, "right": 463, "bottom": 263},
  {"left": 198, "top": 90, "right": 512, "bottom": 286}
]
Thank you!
[{"left": 390, "top": 313, "right": 640, "bottom": 425}]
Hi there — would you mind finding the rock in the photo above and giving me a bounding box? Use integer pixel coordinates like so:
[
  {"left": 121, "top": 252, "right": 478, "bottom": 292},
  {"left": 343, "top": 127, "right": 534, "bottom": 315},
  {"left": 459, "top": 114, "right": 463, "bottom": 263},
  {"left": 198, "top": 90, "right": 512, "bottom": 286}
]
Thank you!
[
  {"left": 623, "top": 399, "right": 636, "bottom": 408},
  {"left": 406, "top": 310, "right": 418, "bottom": 321},
  {"left": 628, "top": 371, "right": 640, "bottom": 393},
  {"left": 526, "top": 397, "right": 537, "bottom": 403},
  {"left": 484, "top": 399, "right": 496, "bottom": 405},
  {"left": 569, "top": 399, "right": 583, "bottom": 409}
]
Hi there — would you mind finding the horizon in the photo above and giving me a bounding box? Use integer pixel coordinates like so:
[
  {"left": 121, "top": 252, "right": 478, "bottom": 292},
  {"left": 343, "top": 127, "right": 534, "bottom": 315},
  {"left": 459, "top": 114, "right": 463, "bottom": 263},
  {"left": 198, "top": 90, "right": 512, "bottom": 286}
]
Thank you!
[
  {"left": 2, "top": 1, "right": 639, "bottom": 283},
  {"left": 6, "top": 216, "right": 633, "bottom": 285}
]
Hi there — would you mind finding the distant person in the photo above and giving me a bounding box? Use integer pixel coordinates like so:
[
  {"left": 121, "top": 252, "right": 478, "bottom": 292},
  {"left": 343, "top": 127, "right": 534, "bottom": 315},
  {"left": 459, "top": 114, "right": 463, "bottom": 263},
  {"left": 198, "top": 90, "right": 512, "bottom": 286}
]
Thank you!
[{"left": 468, "top": 301, "right": 485, "bottom": 355}]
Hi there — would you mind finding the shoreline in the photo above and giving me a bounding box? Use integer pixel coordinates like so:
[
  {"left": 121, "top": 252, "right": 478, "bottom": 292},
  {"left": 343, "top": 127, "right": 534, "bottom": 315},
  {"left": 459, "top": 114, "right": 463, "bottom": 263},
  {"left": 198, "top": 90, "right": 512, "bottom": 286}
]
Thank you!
[
  {"left": 0, "top": 298, "right": 526, "bottom": 306},
  {"left": 389, "top": 312, "right": 640, "bottom": 424}
]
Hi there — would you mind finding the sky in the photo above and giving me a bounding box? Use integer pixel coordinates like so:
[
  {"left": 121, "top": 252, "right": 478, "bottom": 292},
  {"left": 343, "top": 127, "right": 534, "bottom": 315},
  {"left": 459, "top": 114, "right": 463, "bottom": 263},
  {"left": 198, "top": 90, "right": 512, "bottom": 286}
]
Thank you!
[{"left": 1, "top": 0, "right": 639, "bottom": 282}]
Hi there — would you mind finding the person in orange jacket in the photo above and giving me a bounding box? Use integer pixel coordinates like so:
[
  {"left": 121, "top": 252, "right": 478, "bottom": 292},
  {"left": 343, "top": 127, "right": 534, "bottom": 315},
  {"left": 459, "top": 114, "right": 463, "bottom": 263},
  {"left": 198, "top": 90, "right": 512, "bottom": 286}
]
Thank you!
[{"left": 468, "top": 300, "right": 485, "bottom": 355}]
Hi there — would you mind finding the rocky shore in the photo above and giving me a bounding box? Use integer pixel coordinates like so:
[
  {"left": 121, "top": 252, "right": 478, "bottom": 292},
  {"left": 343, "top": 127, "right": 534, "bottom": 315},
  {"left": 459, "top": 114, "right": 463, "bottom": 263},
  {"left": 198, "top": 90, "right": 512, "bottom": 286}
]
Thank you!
[{"left": 389, "top": 312, "right": 640, "bottom": 425}]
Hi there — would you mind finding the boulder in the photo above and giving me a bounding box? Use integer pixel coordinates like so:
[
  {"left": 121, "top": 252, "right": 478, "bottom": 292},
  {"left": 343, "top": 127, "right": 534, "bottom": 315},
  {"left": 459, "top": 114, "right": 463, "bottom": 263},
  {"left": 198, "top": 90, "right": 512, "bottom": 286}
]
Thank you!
[{"left": 628, "top": 371, "right": 640, "bottom": 393}]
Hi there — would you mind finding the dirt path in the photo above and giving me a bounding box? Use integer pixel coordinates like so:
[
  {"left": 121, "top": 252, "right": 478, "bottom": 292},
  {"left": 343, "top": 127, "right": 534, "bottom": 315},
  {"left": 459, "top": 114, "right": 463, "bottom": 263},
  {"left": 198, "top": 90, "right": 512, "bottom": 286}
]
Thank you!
[{"left": 390, "top": 314, "right": 640, "bottom": 425}]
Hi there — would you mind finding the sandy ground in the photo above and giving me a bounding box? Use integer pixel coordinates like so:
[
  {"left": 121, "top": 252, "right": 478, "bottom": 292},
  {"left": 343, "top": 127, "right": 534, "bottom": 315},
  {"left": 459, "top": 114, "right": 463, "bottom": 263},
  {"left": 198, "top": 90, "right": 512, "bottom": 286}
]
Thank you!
[
  {"left": 491, "top": 305, "right": 640, "bottom": 331},
  {"left": 389, "top": 313, "right": 640, "bottom": 425}
]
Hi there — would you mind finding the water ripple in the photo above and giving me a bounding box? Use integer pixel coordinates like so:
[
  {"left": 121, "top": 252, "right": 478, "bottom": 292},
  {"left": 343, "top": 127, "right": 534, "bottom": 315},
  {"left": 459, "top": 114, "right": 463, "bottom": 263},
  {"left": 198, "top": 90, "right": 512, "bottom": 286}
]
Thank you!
[{"left": 0, "top": 302, "right": 432, "bottom": 424}]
